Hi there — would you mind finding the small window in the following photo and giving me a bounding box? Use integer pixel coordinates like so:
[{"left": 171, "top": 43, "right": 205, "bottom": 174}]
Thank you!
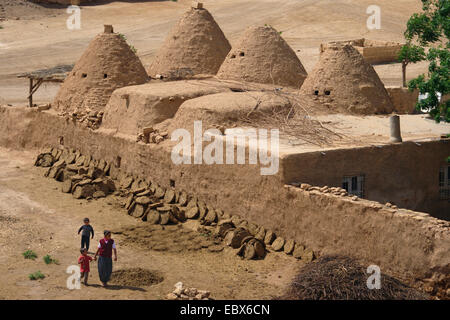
[
  {"left": 239, "top": 52, "right": 245, "bottom": 57},
  {"left": 342, "top": 175, "right": 365, "bottom": 198},
  {"left": 342, "top": 181, "right": 349, "bottom": 192},
  {"left": 351, "top": 176, "right": 358, "bottom": 191},
  {"left": 230, "top": 54, "right": 236, "bottom": 59},
  {"left": 115, "top": 156, "right": 121, "bottom": 168},
  {"left": 439, "top": 166, "right": 450, "bottom": 200},
  {"left": 82, "top": 73, "right": 87, "bottom": 78},
  {"left": 314, "top": 90, "right": 319, "bottom": 96},
  {"left": 324, "top": 90, "right": 331, "bottom": 95},
  {"left": 103, "top": 74, "right": 108, "bottom": 79}
]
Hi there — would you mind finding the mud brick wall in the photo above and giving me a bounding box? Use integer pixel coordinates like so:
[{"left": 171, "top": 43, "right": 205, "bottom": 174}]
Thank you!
[
  {"left": 320, "top": 39, "right": 402, "bottom": 64},
  {"left": 361, "top": 45, "right": 402, "bottom": 64},
  {"left": 0, "top": 105, "right": 449, "bottom": 286},
  {"left": 386, "top": 86, "right": 419, "bottom": 114},
  {"left": 281, "top": 141, "right": 450, "bottom": 220}
]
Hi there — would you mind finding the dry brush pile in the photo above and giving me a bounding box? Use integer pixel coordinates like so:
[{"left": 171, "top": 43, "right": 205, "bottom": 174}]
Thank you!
[{"left": 282, "top": 255, "right": 429, "bottom": 300}]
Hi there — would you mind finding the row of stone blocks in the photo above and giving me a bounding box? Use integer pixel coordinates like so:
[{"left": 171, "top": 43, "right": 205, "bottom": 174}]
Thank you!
[{"left": 35, "top": 147, "right": 316, "bottom": 262}]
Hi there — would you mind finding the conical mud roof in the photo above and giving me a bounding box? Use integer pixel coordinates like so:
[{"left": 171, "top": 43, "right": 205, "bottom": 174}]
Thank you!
[
  {"left": 147, "top": 5, "right": 231, "bottom": 80},
  {"left": 54, "top": 25, "right": 148, "bottom": 114},
  {"left": 299, "top": 44, "right": 393, "bottom": 115},
  {"left": 216, "top": 25, "right": 308, "bottom": 88}
]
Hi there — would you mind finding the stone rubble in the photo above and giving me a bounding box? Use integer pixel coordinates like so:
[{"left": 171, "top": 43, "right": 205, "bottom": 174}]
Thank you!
[
  {"left": 289, "top": 182, "right": 401, "bottom": 214},
  {"left": 166, "top": 282, "right": 212, "bottom": 300},
  {"left": 59, "top": 109, "right": 104, "bottom": 130},
  {"left": 136, "top": 127, "right": 169, "bottom": 144}
]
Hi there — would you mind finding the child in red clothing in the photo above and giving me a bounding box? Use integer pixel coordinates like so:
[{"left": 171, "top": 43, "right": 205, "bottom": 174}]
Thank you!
[{"left": 78, "top": 248, "right": 93, "bottom": 285}]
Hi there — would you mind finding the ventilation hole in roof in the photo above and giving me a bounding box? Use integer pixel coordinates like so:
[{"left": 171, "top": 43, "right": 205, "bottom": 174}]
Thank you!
[
  {"left": 324, "top": 90, "right": 331, "bottom": 95},
  {"left": 104, "top": 74, "right": 108, "bottom": 79},
  {"left": 239, "top": 52, "right": 245, "bottom": 57},
  {"left": 82, "top": 73, "right": 87, "bottom": 78},
  {"left": 314, "top": 90, "right": 319, "bottom": 95}
]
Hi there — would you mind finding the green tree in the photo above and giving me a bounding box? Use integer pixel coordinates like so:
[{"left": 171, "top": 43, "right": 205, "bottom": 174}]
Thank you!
[
  {"left": 404, "top": 0, "right": 449, "bottom": 122},
  {"left": 398, "top": 43, "right": 426, "bottom": 87}
]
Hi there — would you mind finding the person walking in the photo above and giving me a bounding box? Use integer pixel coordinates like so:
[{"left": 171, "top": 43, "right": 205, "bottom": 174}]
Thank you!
[
  {"left": 94, "top": 230, "right": 117, "bottom": 287},
  {"left": 77, "top": 248, "right": 93, "bottom": 286},
  {"left": 77, "top": 218, "right": 94, "bottom": 251}
]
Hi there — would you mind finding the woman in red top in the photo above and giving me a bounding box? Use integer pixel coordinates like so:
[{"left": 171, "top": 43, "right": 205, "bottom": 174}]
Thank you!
[
  {"left": 94, "top": 230, "right": 117, "bottom": 287},
  {"left": 78, "top": 248, "right": 93, "bottom": 285}
]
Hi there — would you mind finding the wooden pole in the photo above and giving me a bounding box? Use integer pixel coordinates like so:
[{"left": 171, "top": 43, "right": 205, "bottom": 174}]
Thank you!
[{"left": 29, "top": 78, "right": 33, "bottom": 108}]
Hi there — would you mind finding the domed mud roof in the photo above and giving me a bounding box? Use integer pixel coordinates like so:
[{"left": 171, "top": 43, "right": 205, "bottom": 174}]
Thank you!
[
  {"left": 299, "top": 44, "right": 393, "bottom": 115},
  {"left": 53, "top": 25, "right": 148, "bottom": 115},
  {"left": 147, "top": 4, "right": 231, "bottom": 80},
  {"left": 216, "top": 25, "right": 308, "bottom": 88}
]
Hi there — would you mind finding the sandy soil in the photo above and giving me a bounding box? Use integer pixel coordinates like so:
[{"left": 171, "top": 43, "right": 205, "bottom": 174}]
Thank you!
[
  {"left": 0, "top": 0, "right": 64, "bottom": 22},
  {"left": 0, "top": 147, "right": 302, "bottom": 299},
  {"left": 0, "top": 0, "right": 428, "bottom": 104}
]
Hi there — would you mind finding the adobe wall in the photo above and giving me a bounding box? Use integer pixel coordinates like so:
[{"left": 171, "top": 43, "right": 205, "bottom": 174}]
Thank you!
[
  {"left": 282, "top": 141, "right": 450, "bottom": 220},
  {"left": 361, "top": 45, "right": 402, "bottom": 64},
  {"left": 320, "top": 39, "right": 402, "bottom": 64},
  {"left": 0, "top": 105, "right": 449, "bottom": 286},
  {"left": 101, "top": 80, "right": 232, "bottom": 136},
  {"left": 386, "top": 86, "right": 419, "bottom": 114}
]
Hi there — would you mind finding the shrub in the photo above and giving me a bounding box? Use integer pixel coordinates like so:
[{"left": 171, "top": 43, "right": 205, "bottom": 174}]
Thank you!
[
  {"left": 43, "top": 254, "right": 59, "bottom": 265},
  {"left": 28, "top": 271, "right": 45, "bottom": 281},
  {"left": 22, "top": 250, "right": 37, "bottom": 260},
  {"left": 118, "top": 33, "right": 137, "bottom": 53}
]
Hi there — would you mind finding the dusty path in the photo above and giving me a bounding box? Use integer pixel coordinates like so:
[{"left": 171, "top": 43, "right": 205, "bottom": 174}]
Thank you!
[
  {"left": 0, "top": 0, "right": 427, "bottom": 104},
  {"left": 0, "top": 147, "right": 301, "bottom": 299}
]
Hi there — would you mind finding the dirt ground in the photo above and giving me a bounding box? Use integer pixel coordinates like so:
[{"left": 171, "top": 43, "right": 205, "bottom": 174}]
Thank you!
[
  {"left": 0, "top": 0, "right": 428, "bottom": 105},
  {"left": 0, "top": 147, "right": 302, "bottom": 299},
  {"left": 0, "top": 0, "right": 64, "bottom": 22}
]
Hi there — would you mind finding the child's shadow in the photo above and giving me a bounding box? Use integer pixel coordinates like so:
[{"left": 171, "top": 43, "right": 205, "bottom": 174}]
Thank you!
[{"left": 88, "top": 284, "right": 146, "bottom": 292}]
